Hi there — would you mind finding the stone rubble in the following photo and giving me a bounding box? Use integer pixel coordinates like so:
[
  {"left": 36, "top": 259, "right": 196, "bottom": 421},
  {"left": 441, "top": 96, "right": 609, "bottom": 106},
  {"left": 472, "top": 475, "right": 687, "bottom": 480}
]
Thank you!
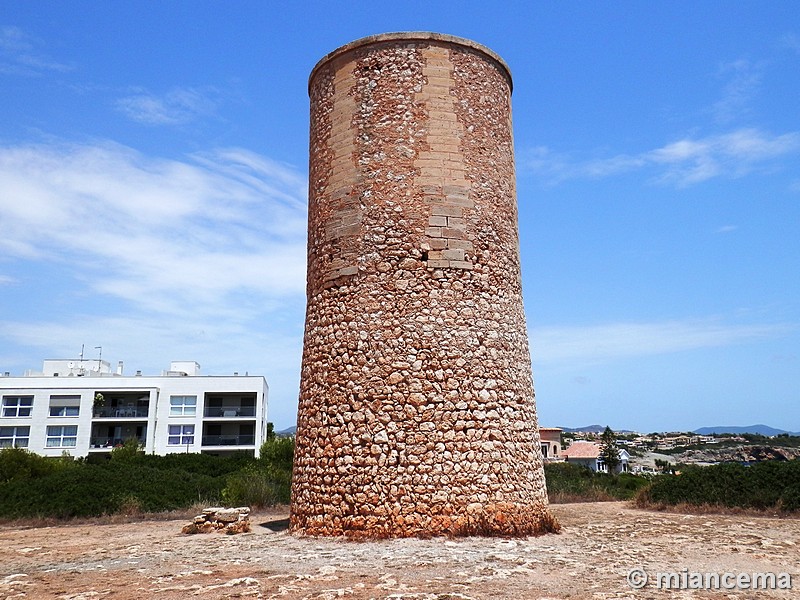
[{"left": 181, "top": 506, "right": 251, "bottom": 535}]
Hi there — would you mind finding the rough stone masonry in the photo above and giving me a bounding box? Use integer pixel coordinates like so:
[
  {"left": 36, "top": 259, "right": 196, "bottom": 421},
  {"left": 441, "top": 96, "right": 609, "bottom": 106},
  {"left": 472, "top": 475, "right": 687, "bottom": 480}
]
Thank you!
[{"left": 290, "top": 32, "right": 557, "bottom": 538}]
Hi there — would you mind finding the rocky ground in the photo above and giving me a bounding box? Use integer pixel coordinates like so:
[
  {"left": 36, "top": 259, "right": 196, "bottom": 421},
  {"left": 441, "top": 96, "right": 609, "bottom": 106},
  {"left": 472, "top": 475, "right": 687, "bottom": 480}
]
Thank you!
[
  {"left": 631, "top": 445, "right": 800, "bottom": 470},
  {"left": 1, "top": 502, "right": 797, "bottom": 599},
  {"left": 675, "top": 445, "right": 800, "bottom": 465}
]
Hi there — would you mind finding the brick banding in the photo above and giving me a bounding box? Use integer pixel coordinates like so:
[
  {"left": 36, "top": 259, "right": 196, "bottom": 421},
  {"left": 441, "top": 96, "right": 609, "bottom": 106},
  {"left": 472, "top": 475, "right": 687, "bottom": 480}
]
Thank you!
[{"left": 291, "top": 32, "right": 556, "bottom": 538}]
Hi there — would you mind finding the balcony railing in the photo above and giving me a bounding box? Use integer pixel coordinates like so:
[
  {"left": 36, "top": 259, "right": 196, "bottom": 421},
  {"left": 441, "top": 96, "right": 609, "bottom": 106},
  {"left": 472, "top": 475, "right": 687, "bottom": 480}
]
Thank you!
[
  {"left": 93, "top": 407, "right": 149, "bottom": 418},
  {"left": 203, "top": 407, "right": 256, "bottom": 418},
  {"left": 90, "top": 437, "right": 146, "bottom": 448},
  {"left": 201, "top": 434, "right": 255, "bottom": 446}
]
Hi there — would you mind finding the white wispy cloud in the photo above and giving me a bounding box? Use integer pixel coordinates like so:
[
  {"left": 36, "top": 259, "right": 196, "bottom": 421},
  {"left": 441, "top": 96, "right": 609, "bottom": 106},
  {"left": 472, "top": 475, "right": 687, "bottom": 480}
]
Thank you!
[
  {"left": 0, "top": 140, "right": 308, "bottom": 317},
  {"left": 527, "top": 128, "right": 800, "bottom": 187},
  {"left": 0, "top": 275, "right": 17, "bottom": 285},
  {"left": 116, "top": 86, "right": 220, "bottom": 125},
  {"left": 0, "top": 26, "right": 73, "bottom": 75},
  {"left": 530, "top": 319, "right": 791, "bottom": 364},
  {"left": 0, "top": 140, "right": 309, "bottom": 426},
  {"left": 715, "top": 225, "right": 738, "bottom": 234},
  {"left": 712, "top": 59, "right": 763, "bottom": 124},
  {"left": 780, "top": 33, "right": 800, "bottom": 54}
]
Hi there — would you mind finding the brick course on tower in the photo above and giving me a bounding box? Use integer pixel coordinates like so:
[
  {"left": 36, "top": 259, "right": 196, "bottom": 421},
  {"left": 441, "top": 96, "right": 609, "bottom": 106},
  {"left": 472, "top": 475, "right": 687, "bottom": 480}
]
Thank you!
[{"left": 290, "top": 32, "right": 557, "bottom": 538}]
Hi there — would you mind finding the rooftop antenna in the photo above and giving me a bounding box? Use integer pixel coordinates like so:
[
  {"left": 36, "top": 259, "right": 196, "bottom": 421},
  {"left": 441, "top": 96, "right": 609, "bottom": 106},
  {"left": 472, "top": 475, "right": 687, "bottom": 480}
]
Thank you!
[
  {"left": 95, "top": 346, "right": 102, "bottom": 372},
  {"left": 79, "top": 344, "right": 85, "bottom": 375}
]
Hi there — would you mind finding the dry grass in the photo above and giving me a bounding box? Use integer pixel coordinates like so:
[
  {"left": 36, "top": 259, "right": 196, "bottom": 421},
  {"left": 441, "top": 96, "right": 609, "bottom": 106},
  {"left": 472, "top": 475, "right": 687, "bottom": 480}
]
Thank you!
[
  {"left": 0, "top": 508, "right": 194, "bottom": 530},
  {"left": 548, "top": 489, "right": 616, "bottom": 504},
  {"left": 633, "top": 497, "right": 799, "bottom": 519},
  {"left": 0, "top": 501, "right": 221, "bottom": 530}
]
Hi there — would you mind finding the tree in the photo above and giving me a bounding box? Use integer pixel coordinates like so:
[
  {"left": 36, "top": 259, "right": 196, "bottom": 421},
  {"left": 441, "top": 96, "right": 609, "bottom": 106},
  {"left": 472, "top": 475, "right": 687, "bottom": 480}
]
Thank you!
[
  {"left": 110, "top": 437, "right": 144, "bottom": 461},
  {"left": 654, "top": 458, "right": 673, "bottom": 474},
  {"left": 599, "top": 426, "right": 621, "bottom": 475}
]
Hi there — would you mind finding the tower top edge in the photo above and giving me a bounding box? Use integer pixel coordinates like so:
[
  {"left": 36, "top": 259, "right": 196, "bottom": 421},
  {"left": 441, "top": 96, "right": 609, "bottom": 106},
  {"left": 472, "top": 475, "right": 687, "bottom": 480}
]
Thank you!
[{"left": 308, "top": 32, "right": 512, "bottom": 95}]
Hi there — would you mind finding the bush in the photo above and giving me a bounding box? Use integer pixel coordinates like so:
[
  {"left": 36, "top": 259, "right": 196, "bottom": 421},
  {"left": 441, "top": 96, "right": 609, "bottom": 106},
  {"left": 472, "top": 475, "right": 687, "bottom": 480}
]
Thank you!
[
  {"left": 636, "top": 460, "right": 800, "bottom": 512},
  {"left": 544, "top": 462, "right": 650, "bottom": 503},
  {"left": 0, "top": 462, "right": 227, "bottom": 519},
  {"left": 0, "top": 448, "right": 76, "bottom": 483},
  {"left": 109, "top": 437, "right": 144, "bottom": 462},
  {"left": 258, "top": 437, "right": 294, "bottom": 472},
  {"left": 222, "top": 464, "right": 292, "bottom": 507},
  {"left": 221, "top": 437, "right": 294, "bottom": 507},
  {"left": 125, "top": 451, "right": 254, "bottom": 477},
  {"left": 0, "top": 448, "right": 252, "bottom": 519}
]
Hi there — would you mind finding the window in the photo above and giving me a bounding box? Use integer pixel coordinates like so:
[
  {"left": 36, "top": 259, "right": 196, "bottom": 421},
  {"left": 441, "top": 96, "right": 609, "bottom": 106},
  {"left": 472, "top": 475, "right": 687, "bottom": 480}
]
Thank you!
[
  {"left": 49, "top": 395, "right": 81, "bottom": 417},
  {"left": 50, "top": 406, "right": 80, "bottom": 417},
  {"left": 168, "top": 424, "right": 194, "bottom": 445},
  {"left": 2, "top": 396, "right": 33, "bottom": 417},
  {"left": 169, "top": 395, "right": 196, "bottom": 416},
  {"left": 0, "top": 426, "right": 30, "bottom": 448},
  {"left": 46, "top": 425, "right": 78, "bottom": 447}
]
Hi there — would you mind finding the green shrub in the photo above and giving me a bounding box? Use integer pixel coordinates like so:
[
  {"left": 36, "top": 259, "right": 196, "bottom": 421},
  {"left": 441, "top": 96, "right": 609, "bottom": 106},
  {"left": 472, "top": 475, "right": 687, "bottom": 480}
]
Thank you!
[
  {"left": 109, "top": 437, "right": 144, "bottom": 462},
  {"left": 0, "top": 444, "right": 272, "bottom": 519},
  {"left": 0, "top": 447, "right": 77, "bottom": 483},
  {"left": 544, "top": 462, "right": 650, "bottom": 502},
  {"left": 258, "top": 437, "right": 294, "bottom": 471},
  {"left": 222, "top": 464, "right": 291, "bottom": 507},
  {"left": 636, "top": 460, "right": 800, "bottom": 512},
  {"left": 0, "top": 460, "right": 228, "bottom": 519},
  {"left": 221, "top": 437, "right": 295, "bottom": 507},
  {"left": 128, "top": 451, "right": 254, "bottom": 477}
]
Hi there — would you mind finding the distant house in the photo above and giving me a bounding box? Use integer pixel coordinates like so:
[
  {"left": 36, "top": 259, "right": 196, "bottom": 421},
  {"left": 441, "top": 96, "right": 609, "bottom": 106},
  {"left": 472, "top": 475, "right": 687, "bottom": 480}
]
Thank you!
[
  {"left": 563, "top": 441, "right": 630, "bottom": 474},
  {"left": 539, "top": 427, "right": 563, "bottom": 461}
]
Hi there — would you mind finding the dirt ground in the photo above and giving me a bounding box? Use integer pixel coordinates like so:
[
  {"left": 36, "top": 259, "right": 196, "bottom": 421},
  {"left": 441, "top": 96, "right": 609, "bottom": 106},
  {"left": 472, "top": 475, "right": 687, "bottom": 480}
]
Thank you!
[{"left": 1, "top": 502, "right": 797, "bottom": 599}]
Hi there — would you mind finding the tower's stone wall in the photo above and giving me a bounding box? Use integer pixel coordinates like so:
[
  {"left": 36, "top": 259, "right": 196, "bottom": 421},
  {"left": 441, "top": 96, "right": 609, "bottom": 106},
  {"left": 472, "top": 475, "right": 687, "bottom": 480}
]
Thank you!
[{"left": 291, "top": 32, "right": 556, "bottom": 538}]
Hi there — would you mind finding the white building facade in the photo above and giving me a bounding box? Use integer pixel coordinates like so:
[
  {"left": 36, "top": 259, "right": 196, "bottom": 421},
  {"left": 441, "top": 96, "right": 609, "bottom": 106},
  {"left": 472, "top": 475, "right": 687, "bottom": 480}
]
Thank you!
[{"left": 0, "top": 359, "right": 269, "bottom": 458}]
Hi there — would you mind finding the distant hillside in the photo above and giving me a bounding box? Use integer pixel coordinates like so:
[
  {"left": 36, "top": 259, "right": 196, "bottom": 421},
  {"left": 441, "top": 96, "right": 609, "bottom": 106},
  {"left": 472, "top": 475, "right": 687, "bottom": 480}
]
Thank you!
[
  {"left": 558, "top": 424, "right": 607, "bottom": 434},
  {"left": 557, "top": 425, "right": 635, "bottom": 434},
  {"left": 279, "top": 423, "right": 798, "bottom": 437},
  {"left": 694, "top": 424, "right": 800, "bottom": 436}
]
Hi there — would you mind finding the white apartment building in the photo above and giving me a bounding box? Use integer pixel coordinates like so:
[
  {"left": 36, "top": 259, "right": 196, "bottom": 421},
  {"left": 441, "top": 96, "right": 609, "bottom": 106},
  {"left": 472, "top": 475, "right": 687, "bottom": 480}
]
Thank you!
[{"left": 0, "top": 359, "right": 269, "bottom": 458}]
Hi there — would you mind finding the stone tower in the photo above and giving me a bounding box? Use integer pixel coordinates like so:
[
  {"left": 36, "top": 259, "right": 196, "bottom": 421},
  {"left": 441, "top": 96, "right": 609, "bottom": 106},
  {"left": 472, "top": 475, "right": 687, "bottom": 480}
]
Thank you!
[{"left": 290, "top": 32, "right": 556, "bottom": 538}]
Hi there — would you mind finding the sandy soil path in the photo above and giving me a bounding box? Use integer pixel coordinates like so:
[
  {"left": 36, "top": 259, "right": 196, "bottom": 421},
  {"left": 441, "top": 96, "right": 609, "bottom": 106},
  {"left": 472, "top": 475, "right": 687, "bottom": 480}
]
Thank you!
[{"left": 1, "top": 502, "right": 797, "bottom": 599}]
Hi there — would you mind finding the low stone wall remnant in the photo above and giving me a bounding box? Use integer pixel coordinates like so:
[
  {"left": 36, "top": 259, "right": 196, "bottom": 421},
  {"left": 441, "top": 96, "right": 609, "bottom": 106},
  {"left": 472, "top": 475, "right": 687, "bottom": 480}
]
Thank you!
[{"left": 181, "top": 506, "right": 251, "bottom": 535}]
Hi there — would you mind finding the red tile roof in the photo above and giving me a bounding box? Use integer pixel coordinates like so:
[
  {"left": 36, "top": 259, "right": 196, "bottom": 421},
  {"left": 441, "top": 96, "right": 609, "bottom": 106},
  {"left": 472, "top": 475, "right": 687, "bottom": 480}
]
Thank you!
[{"left": 563, "top": 441, "right": 600, "bottom": 459}]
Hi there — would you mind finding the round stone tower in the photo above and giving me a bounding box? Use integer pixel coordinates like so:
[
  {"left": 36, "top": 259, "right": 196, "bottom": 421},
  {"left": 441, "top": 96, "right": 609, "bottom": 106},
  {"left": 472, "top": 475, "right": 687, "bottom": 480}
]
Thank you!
[{"left": 290, "top": 32, "right": 556, "bottom": 538}]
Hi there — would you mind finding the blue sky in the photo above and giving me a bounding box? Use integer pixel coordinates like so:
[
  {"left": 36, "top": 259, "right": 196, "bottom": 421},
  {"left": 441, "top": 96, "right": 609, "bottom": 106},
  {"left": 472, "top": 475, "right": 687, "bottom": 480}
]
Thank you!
[{"left": 1, "top": 2, "right": 798, "bottom": 432}]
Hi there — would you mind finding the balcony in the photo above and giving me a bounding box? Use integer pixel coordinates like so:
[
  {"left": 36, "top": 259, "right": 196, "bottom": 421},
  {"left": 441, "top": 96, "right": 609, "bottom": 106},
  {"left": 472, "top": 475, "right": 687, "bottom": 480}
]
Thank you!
[
  {"left": 93, "top": 406, "right": 149, "bottom": 419},
  {"left": 89, "top": 436, "right": 146, "bottom": 449},
  {"left": 203, "top": 406, "right": 256, "bottom": 418},
  {"left": 201, "top": 420, "right": 255, "bottom": 447},
  {"left": 203, "top": 393, "right": 256, "bottom": 419},
  {"left": 93, "top": 391, "right": 150, "bottom": 419},
  {"left": 201, "top": 434, "right": 256, "bottom": 446}
]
